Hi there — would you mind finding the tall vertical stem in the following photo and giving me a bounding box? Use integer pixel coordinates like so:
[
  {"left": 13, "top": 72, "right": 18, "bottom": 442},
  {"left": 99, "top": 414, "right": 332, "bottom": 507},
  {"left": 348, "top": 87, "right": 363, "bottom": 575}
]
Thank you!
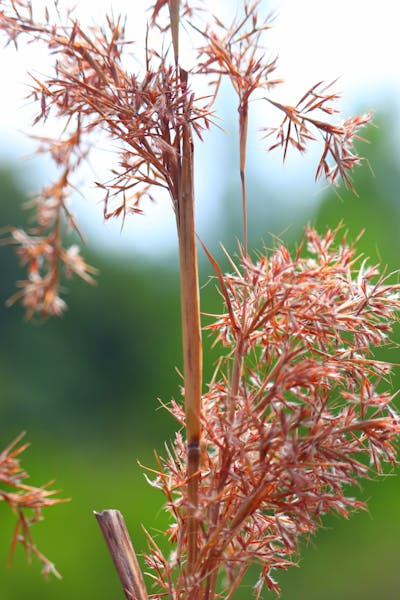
[
  {"left": 239, "top": 102, "right": 248, "bottom": 257},
  {"left": 229, "top": 99, "right": 250, "bottom": 413},
  {"left": 168, "top": 0, "right": 202, "bottom": 580},
  {"left": 176, "top": 104, "right": 202, "bottom": 574}
]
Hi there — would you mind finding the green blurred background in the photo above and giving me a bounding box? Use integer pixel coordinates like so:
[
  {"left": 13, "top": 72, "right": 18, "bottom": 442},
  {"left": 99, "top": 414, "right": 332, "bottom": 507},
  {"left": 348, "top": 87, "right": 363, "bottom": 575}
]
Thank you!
[{"left": 1, "top": 110, "right": 400, "bottom": 600}]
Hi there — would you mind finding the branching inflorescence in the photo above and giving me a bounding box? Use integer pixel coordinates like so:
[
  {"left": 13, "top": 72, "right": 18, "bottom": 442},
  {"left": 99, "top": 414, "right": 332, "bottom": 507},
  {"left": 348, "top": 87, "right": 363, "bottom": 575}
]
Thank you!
[
  {"left": 1, "top": 0, "right": 210, "bottom": 316},
  {"left": 147, "top": 227, "right": 400, "bottom": 597},
  {"left": 0, "top": 0, "right": 372, "bottom": 316},
  {"left": 0, "top": 0, "right": 398, "bottom": 598},
  {"left": 0, "top": 434, "right": 64, "bottom": 578}
]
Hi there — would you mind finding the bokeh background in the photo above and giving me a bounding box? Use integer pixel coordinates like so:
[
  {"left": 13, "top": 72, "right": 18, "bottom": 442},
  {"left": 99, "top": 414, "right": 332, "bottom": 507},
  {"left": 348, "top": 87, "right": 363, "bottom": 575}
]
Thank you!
[{"left": 1, "top": 1, "right": 400, "bottom": 599}]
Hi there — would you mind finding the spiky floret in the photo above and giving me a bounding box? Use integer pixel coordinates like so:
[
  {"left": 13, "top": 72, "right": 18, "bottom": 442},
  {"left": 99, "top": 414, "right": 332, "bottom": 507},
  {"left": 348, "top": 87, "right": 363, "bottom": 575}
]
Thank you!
[{"left": 146, "top": 228, "right": 400, "bottom": 598}]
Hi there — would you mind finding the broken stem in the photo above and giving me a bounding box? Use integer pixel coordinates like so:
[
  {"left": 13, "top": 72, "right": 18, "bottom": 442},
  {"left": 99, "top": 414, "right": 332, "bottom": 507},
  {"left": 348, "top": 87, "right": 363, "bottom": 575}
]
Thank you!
[{"left": 94, "top": 510, "right": 149, "bottom": 600}]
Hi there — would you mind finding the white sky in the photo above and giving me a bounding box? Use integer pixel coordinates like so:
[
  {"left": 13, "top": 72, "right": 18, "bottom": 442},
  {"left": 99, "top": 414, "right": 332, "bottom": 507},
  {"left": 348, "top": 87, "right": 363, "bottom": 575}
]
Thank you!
[{"left": 0, "top": 0, "right": 399, "bottom": 257}]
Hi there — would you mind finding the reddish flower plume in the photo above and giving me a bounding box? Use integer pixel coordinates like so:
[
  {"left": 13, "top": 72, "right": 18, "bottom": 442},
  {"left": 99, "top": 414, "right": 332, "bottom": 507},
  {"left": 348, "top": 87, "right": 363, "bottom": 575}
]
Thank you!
[
  {"left": 0, "top": 0, "right": 211, "bottom": 317},
  {"left": 264, "top": 82, "right": 373, "bottom": 191},
  {"left": 146, "top": 228, "right": 400, "bottom": 597},
  {"left": 0, "top": 434, "right": 66, "bottom": 578}
]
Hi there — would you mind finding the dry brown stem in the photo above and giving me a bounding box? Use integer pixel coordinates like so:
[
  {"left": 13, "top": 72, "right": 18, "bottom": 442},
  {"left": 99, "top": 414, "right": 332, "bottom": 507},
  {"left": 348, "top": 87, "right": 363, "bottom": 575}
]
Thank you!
[
  {"left": 176, "top": 111, "right": 203, "bottom": 574},
  {"left": 95, "top": 510, "right": 149, "bottom": 600}
]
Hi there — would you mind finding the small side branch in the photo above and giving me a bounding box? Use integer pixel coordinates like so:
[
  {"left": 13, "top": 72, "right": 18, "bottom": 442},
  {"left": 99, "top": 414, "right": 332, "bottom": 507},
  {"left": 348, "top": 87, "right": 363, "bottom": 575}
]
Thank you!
[{"left": 94, "top": 509, "right": 148, "bottom": 600}]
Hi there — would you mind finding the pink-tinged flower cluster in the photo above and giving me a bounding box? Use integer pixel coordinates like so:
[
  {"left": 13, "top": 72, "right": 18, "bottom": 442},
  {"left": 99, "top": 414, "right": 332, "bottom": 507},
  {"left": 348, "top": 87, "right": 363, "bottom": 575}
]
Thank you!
[
  {"left": 0, "top": 434, "right": 65, "bottom": 578},
  {"left": 5, "top": 228, "right": 96, "bottom": 318},
  {"left": 264, "top": 82, "right": 373, "bottom": 192},
  {"left": 0, "top": 1, "right": 211, "bottom": 316},
  {"left": 145, "top": 228, "right": 399, "bottom": 598},
  {"left": 0, "top": 1, "right": 373, "bottom": 319},
  {"left": 194, "top": 1, "right": 281, "bottom": 101}
]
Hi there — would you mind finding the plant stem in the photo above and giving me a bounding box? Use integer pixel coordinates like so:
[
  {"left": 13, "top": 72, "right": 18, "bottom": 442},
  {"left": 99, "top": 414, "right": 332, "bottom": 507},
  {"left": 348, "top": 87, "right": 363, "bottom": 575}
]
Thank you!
[
  {"left": 239, "top": 102, "right": 249, "bottom": 257},
  {"left": 94, "top": 510, "right": 149, "bottom": 600},
  {"left": 203, "top": 100, "right": 250, "bottom": 598},
  {"left": 176, "top": 92, "right": 202, "bottom": 574}
]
